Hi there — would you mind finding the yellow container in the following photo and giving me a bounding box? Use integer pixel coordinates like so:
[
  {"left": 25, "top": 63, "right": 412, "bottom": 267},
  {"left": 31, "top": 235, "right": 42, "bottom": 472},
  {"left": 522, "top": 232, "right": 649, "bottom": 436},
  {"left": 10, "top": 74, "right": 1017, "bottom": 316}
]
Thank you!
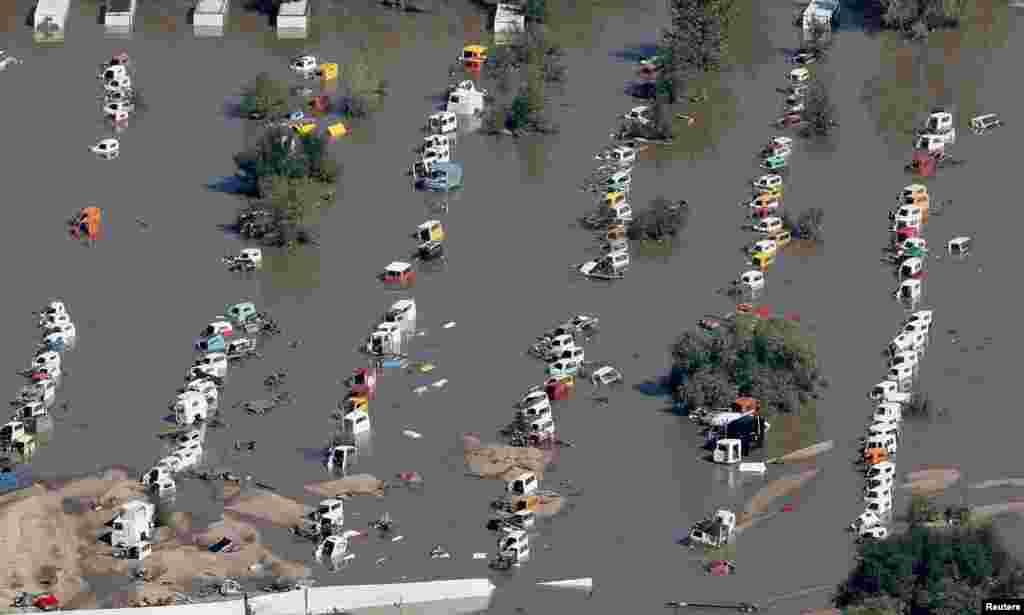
[
  {"left": 319, "top": 63, "right": 338, "bottom": 81},
  {"left": 293, "top": 122, "right": 317, "bottom": 136},
  {"left": 327, "top": 122, "right": 348, "bottom": 138}
]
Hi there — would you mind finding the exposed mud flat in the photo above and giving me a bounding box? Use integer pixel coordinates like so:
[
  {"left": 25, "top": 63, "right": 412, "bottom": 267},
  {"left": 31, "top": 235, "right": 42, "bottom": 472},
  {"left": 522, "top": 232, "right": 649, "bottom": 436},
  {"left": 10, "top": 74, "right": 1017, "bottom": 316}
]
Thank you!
[
  {"left": 900, "top": 467, "right": 960, "bottom": 495},
  {"left": 304, "top": 474, "right": 387, "bottom": 498},
  {"left": 736, "top": 469, "right": 819, "bottom": 531},
  {"left": 224, "top": 489, "right": 313, "bottom": 528}
]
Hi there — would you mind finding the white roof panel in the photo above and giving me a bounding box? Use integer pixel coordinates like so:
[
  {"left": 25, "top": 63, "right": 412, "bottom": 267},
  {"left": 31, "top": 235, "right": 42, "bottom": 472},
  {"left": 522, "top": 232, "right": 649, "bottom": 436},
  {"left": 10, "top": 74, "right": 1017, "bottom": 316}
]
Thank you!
[
  {"left": 279, "top": 0, "right": 308, "bottom": 16},
  {"left": 196, "top": 0, "right": 228, "bottom": 14}
]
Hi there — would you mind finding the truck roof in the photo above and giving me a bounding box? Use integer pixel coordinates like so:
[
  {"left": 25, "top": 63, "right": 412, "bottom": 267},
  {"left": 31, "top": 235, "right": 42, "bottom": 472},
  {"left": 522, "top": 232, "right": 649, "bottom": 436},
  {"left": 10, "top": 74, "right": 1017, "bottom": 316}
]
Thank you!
[
  {"left": 108, "top": 0, "right": 134, "bottom": 13},
  {"left": 279, "top": 0, "right": 309, "bottom": 15},
  {"left": 196, "top": 0, "right": 228, "bottom": 13},
  {"left": 36, "top": 0, "right": 71, "bottom": 15}
]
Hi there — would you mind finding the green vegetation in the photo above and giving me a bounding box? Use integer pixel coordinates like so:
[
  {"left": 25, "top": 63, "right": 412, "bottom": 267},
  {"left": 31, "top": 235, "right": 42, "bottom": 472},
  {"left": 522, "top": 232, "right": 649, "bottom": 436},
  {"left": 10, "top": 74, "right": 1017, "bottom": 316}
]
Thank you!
[
  {"left": 835, "top": 499, "right": 1021, "bottom": 614},
  {"left": 780, "top": 207, "right": 825, "bottom": 242},
  {"left": 671, "top": 313, "right": 824, "bottom": 414},
  {"left": 238, "top": 73, "right": 290, "bottom": 120},
  {"left": 878, "top": 0, "right": 965, "bottom": 37},
  {"left": 338, "top": 50, "right": 389, "bottom": 118},
  {"left": 800, "top": 77, "right": 838, "bottom": 139},
  {"left": 656, "top": 0, "right": 738, "bottom": 104},
  {"left": 232, "top": 127, "right": 340, "bottom": 248},
  {"left": 482, "top": 24, "right": 566, "bottom": 135},
  {"left": 626, "top": 197, "right": 691, "bottom": 241}
]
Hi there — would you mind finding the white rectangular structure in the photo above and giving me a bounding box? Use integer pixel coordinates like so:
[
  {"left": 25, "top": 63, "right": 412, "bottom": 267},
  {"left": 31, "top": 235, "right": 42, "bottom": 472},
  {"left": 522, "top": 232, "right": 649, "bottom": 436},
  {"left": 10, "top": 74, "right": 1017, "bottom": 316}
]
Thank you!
[
  {"left": 802, "top": 0, "right": 837, "bottom": 33},
  {"left": 276, "top": 0, "right": 308, "bottom": 30},
  {"left": 494, "top": 2, "right": 525, "bottom": 35},
  {"left": 193, "top": 0, "right": 227, "bottom": 36},
  {"left": 34, "top": 0, "right": 70, "bottom": 41},
  {"left": 104, "top": 0, "right": 136, "bottom": 35}
]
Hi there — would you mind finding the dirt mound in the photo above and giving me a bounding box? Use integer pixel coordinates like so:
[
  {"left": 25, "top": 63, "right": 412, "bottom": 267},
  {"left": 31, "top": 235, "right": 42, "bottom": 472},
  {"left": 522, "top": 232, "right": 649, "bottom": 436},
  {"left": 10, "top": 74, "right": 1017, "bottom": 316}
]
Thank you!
[
  {"left": 510, "top": 492, "right": 565, "bottom": 517},
  {"left": 0, "top": 471, "right": 311, "bottom": 608},
  {"left": 304, "top": 474, "right": 386, "bottom": 498},
  {"left": 465, "top": 445, "right": 549, "bottom": 480},
  {"left": 225, "top": 490, "right": 312, "bottom": 528},
  {"left": 737, "top": 469, "right": 819, "bottom": 530},
  {"left": 901, "top": 468, "right": 960, "bottom": 495},
  {"left": 0, "top": 475, "right": 146, "bottom": 608}
]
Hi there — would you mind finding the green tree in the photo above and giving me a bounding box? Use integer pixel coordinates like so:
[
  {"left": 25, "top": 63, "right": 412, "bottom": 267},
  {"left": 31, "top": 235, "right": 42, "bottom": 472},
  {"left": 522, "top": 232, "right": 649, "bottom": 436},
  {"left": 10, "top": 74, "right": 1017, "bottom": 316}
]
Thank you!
[
  {"left": 239, "top": 73, "right": 289, "bottom": 119},
  {"left": 800, "top": 77, "right": 838, "bottom": 138},
  {"left": 234, "top": 128, "right": 340, "bottom": 195},
  {"left": 657, "top": 0, "right": 738, "bottom": 103},
  {"left": 338, "top": 49, "right": 388, "bottom": 118}
]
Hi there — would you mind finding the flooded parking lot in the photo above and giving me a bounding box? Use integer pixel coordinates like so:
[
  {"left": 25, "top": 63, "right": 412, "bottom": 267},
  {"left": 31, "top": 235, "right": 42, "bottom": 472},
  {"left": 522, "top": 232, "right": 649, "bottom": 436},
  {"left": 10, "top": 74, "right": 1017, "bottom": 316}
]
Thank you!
[{"left": 2, "top": 0, "right": 1023, "bottom": 612}]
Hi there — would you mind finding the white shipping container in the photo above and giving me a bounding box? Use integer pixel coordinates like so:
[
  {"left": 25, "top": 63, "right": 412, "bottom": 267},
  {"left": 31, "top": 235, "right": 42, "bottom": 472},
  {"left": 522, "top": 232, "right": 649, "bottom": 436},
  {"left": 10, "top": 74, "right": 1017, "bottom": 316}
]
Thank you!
[
  {"left": 194, "top": 0, "right": 228, "bottom": 34},
  {"left": 104, "top": 0, "right": 137, "bottom": 27},
  {"left": 276, "top": 0, "right": 309, "bottom": 30},
  {"left": 34, "top": 0, "right": 70, "bottom": 41}
]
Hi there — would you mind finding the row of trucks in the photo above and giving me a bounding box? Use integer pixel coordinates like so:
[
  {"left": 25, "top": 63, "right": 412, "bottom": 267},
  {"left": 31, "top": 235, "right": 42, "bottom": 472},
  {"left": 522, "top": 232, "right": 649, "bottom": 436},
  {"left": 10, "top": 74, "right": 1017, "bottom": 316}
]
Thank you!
[
  {"left": 487, "top": 471, "right": 541, "bottom": 568},
  {"left": 526, "top": 313, "right": 601, "bottom": 378},
  {"left": 1, "top": 301, "right": 80, "bottom": 469},
  {"left": 139, "top": 303, "right": 274, "bottom": 509},
  {"left": 850, "top": 297, "right": 936, "bottom": 537}
]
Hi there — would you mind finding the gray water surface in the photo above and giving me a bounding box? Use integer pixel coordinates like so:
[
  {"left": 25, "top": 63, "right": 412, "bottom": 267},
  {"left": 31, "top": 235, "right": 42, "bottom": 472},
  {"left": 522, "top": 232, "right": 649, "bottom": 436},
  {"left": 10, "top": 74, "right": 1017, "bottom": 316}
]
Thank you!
[{"left": 2, "top": 1, "right": 1022, "bottom": 613}]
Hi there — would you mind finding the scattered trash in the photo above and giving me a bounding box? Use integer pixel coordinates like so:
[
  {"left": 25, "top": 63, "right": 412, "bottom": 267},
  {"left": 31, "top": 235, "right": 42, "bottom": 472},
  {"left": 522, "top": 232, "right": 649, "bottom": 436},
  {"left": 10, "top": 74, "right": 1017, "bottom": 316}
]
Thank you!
[
  {"left": 430, "top": 545, "right": 451, "bottom": 559},
  {"left": 473, "top": 552, "right": 488, "bottom": 559},
  {"left": 402, "top": 429, "right": 423, "bottom": 439},
  {"left": 392, "top": 535, "right": 404, "bottom": 542},
  {"left": 413, "top": 385, "right": 429, "bottom": 395},
  {"left": 537, "top": 578, "right": 594, "bottom": 590},
  {"left": 431, "top": 378, "right": 448, "bottom": 388},
  {"left": 417, "top": 362, "right": 436, "bottom": 373},
  {"left": 443, "top": 321, "right": 456, "bottom": 328}
]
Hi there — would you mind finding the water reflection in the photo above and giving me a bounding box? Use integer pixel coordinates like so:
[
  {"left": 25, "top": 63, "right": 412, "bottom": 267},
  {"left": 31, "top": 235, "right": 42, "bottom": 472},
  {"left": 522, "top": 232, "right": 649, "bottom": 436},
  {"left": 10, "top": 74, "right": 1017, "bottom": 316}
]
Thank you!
[
  {"left": 518, "top": 137, "right": 550, "bottom": 182},
  {"left": 862, "top": 0, "right": 1012, "bottom": 148},
  {"left": 656, "top": 76, "right": 740, "bottom": 162},
  {"left": 260, "top": 245, "right": 322, "bottom": 299}
]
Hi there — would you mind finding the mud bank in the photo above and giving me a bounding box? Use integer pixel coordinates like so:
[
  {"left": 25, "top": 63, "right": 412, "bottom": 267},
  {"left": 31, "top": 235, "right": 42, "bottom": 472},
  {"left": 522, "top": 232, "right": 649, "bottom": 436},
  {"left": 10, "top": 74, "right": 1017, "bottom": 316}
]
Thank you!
[{"left": 0, "top": 471, "right": 309, "bottom": 608}]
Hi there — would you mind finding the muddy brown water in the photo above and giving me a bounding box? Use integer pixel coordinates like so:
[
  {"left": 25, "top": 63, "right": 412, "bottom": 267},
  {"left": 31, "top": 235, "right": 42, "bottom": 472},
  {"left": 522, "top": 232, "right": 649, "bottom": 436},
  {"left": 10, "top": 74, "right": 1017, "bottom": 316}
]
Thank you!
[{"left": 2, "top": 0, "right": 1023, "bottom": 613}]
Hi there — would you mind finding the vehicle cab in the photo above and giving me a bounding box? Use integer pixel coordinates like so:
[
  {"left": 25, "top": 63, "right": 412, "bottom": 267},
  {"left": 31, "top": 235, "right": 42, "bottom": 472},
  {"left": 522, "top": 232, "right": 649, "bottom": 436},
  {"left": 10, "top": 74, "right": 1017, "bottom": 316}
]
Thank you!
[
  {"left": 506, "top": 471, "right": 539, "bottom": 496},
  {"left": 751, "top": 252, "right": 774, "bottom": 271},
  {"left": 749, "top": 239, "right": 778, "bottom": 257},
  {"left": 414, "top": 220, "right": 445, "bottom": 243},
  {"left": 496, "top": 529, "right": 530, "bottom": 566},
  {"left": 427, "top": 111, "right": 458, "bottom": 134},
  {"left": 527, "top": 416, "right": 556, "bottom": 444},
  {"left": 894, "top": 279, "right": 922, "bottom": 302},
  {"left": 754, "top": 216, "right": 783, "bottom": 234},
  {"left": 461, "top": 44, "right": 488, "bottom": 69},
  {"left": 290, "top": 55, "right": 317, "bottom": 73},
  {"left": 381, "top": 261, "right": 416, "bottom": 286},
  {"left": 739, "top": 270, "right": 765, "bottom": 290},
  {"left": 947, "top": 236, "right": 971, "bottom": 256},
  {"left": 608, "top": 145, "right": 638, "bottom": 164}
]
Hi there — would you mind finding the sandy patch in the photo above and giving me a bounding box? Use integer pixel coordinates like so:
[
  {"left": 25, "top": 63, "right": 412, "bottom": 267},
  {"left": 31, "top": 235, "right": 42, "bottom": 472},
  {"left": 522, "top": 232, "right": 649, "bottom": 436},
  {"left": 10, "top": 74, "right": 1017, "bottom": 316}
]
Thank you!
[
  {"left": 901, "top": 468, "right": 960, "bottom": 495},
  {"left": 737, "top": 469, "right": 819, "bottom": 531},
  {"left": 464, "top": 445, "right": 550, "bottom": 481},
  {"left": 0, "top": 476, "right": 146, "bottom": 608},
  {"left": 510, "top": 493, "right": 565, "bottom": 517},
  {"left": 0, "top": 472, "right": 310, "bottom": 608},
  {"left": 225, "top": 490, "right": 312, "bottom": 528},
  {"left": 304, "top": 474, "right": 386, "bottom": 498}
]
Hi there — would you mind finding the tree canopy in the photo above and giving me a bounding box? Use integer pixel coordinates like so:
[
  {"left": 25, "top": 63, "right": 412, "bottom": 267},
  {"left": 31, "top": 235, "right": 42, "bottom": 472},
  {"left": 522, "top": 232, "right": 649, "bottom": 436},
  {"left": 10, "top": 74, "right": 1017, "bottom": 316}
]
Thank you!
[
  {"left": 656, "top": 0, "right": 737, "bottom": 103},
  {"left": 238, "top": 73, "right": 289, "bottom": 119},
  {"left": 835, "top": 521, "right": 1013, "bottom": 614},
  {"left": 671, "top": 313, "right": 821, "bottom": 413}
]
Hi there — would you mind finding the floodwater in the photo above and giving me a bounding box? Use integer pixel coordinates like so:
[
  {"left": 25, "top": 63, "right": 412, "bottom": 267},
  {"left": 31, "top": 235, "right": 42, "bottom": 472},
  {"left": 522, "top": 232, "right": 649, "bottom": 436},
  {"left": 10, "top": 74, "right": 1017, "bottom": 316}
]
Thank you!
[{"left": 2, "top": 0, "right": 1023, "bottom": 613}]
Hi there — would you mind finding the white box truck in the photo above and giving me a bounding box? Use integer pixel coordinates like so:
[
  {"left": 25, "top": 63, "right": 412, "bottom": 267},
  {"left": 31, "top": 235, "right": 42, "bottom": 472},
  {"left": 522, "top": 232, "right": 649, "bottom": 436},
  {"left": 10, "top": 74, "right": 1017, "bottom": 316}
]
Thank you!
[
  {"left": 276, "top": 0, "right": 308, "bottom": 35},
  {"left": 104, "top": 0, "right": 136, "bottom": 29},
  {"left": 34, "top": 0, "right": 70, "bottom": 42},
  {"left": 193, "top": 0, "right": 228, "bottom": 37}
]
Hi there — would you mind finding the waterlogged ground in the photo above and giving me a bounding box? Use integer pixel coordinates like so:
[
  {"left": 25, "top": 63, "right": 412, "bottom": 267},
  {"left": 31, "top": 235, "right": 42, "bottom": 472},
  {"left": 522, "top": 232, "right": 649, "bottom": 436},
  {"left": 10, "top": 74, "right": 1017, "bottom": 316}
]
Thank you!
[{"left": 2, "top": 0, "right": 1023, "bottom": 613}]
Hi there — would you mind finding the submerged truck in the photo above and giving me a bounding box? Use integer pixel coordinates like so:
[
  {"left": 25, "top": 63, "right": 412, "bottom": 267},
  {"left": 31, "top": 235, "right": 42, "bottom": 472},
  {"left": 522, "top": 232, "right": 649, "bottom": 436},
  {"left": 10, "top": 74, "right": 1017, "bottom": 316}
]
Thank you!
[{"left": 707, "top": 414, "right": 769, "bottom": 464}]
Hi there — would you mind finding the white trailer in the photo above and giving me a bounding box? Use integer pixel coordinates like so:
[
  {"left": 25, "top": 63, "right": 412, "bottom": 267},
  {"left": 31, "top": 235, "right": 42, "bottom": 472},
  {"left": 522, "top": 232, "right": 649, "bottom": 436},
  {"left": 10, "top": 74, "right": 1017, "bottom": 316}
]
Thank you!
[
  {"left": 276, "top": 0, "right": 308, "bottom": 35},
  {"left": 104, "top": 0, "right": 137, "bottom": 28},
  {"left": 111, "top": 500, "right": 155, "bottom": 548},
  {"left": 494, "top": 2, "right": 525, "bottom": 39},
  {"left": 34, "top": 0, "right": 71, "bottom": 41},
  {"left": 193, "top": 0, "right": 228, "bottom": 37}
]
